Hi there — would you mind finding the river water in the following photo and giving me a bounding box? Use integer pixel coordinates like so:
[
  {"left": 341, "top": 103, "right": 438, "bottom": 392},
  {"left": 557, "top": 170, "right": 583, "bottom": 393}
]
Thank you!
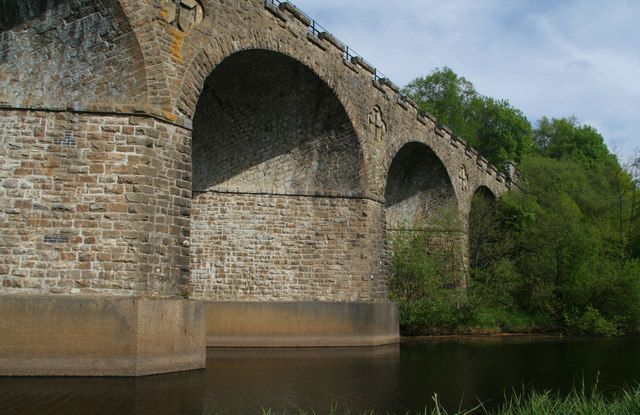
[{"left": 1, "top": 336, "right": 639, "bottom": 414}]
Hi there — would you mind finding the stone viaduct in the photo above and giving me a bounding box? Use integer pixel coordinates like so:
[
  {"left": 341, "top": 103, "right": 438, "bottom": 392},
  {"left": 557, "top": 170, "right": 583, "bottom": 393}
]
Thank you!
[{"left": 0, "top": 0, "right": 515, "bottom": 376}]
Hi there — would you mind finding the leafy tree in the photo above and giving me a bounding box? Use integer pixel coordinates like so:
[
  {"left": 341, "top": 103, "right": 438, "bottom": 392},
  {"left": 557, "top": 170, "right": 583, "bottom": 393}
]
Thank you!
[
  {"left": 397, "top": 68, "right": 640, "bottom": 336},
  {"left": 534, "top": 116, "right": 613, "bottom": 168},
  {"left": 468, "top": 154, "right": 640, "bottom": 335},
  {"left": 468, "top": 189, "right": 522, "bottom": 314},
  {"left": 471, "top": 97, "right": 535, "bottom": 166},
  {"left": 403, "top": 67, "right": 534, "bottom": 166},
  {"left": 403, "top": 66, "right": 478, "bottom": 141},
  {"left": 624, "top": 153, "right": 640, "bottom": 258}
]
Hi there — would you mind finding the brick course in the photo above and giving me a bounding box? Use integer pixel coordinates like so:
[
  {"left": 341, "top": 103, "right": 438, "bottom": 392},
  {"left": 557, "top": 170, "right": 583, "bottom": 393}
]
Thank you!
[{"left": 0, "top": 110, "right": 190, "bottom": 296}]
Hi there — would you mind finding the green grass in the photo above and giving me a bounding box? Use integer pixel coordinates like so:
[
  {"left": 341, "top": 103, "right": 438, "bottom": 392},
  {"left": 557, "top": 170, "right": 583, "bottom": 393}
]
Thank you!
[
  {"left": 492, "top": 385, "right": 640, "bottom": 415},
  {"left": 261, "top": 383, "right": 640, "bottom": 414}
]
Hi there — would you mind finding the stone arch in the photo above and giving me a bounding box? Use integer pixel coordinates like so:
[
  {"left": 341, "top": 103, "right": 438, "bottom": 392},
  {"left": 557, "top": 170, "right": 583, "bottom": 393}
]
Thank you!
[
  {"left": 190, "top": 48, "right": 377, "bottom": 301},
  {"left": 174, "top": 38, "right": 362, "bottom": 131},
  {"left": 472, "top": 185, "right": 497, "bottom": 202},
  {"left": 0, "top": 0, "right": 147, "bottom": 106},
  {"left": 384, "top": 141, "right": 458, "bottom": 230},
  {"left": 172, "top": 24, "right": 379, "bottom": 194},
  {"left": 468, "top": 185, "right": 498, "bottom": 230},
  {"left": 191, "top": 48, "right": 364, "bottom": 195}
]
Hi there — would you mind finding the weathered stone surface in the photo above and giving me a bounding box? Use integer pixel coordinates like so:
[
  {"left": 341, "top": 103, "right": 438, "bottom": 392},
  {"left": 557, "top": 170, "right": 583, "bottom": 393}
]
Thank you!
[
  {"left": 206, "top": 301, "right": 399, "bottom": 347},
  {"left": 191, "top": 193, "right": 386, "bottom": 301},
  {"left": 0, "top": 111, "right": 191, "bottom": 296},
  {"left": 0, "top": 295, "right": 205, "bottom": 376},
  {"left": 0, "top": 0, "right": 147, "bottom": 107}
]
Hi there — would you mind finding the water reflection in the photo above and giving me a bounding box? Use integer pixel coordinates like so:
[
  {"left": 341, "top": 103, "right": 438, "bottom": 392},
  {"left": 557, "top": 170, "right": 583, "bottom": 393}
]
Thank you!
[
  {"left": 0, "top": 370, "right": 206, "bottom": 415},
  {"left": 203, "top": 345, "right": 401, "bottom": 414},
  {"left": 1, "top": 337, "right": 639, "bottom": 414}
]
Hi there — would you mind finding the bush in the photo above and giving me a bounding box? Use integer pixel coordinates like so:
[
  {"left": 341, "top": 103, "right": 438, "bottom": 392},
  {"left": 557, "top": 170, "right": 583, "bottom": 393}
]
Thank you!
[
  {"left": 563, "top": 306, "right": 622, "bottom": 337},
  {"left": 389, "top": 209, "right": 468, "bottom": 335}
]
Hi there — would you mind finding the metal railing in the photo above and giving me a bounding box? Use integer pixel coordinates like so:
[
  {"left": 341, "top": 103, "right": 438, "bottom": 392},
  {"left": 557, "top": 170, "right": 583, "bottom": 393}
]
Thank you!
[{"left": 265, "top": 0, "right": 391, "bottom": 84}]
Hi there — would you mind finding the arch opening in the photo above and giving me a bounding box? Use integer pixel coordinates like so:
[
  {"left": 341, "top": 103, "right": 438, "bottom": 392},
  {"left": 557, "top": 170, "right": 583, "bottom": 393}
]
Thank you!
[
  {"left": 192, "top": 49, "right": 362, "bottom": 195},
  {"left": 190, "top": 49, "right": 380, "bottom": 302},
  {"left": 384, "top": 142, "right": 467, "bottom": 315},
  {"left": 384, "top": 142, "right": 457, "bottom": 230},
  {"left": 468, "top": 186, "right": 500, "bottom": 270}
]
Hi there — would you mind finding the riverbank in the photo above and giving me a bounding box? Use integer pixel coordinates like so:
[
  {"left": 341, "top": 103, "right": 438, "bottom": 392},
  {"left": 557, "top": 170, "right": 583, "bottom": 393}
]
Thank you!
[
  {"left": 401, "top": 332, "right": 564, "bottom": 343},
  {"left": 400, "top": 331, "right": 640, "bottom": 342}
]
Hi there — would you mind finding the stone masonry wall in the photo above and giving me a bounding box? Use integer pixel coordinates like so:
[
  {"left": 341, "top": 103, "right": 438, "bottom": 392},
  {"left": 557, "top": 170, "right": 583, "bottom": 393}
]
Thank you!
[
  {"left": 189, "top": 48, "right": 383, "bottom": 301},
  {"left": 0, "top": 0, "right": 147, "bottom": 106},
  {"left": 191, "top": 192, "right": 387, "bottom": 301},
  {"left": 0, "top": 109, "right": 189, "bottom": 296}
]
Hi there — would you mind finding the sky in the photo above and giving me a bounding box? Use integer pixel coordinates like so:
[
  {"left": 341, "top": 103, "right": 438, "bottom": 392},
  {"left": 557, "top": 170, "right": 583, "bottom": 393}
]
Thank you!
[{"left": 292, "top": 0, "right": 640, "bottom": 161}]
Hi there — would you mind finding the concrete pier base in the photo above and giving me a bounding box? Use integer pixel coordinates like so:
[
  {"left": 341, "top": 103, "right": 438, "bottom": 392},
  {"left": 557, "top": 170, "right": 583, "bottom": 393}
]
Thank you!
[
  {"left": 0, "top": 295, "right": 206, "bottom": 377},
  {"left": 205, "top": 301, "right": 399, "bottom": 347}
]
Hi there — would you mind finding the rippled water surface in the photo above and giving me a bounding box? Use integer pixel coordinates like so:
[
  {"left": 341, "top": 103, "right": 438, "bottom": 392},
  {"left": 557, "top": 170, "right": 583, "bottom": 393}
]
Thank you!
[{"left": 2, "top": 337, "right": 640, "bottom": 414}]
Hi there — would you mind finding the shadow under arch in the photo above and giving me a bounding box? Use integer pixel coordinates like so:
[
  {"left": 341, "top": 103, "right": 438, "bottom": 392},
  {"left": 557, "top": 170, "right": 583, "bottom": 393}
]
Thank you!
[
  {"left": 384, "top": 142, "right": 458, "bottom": 230},
  {"left": 192, "top": 48, "right": 364, "bottom": 196},
  {"left": 468, "top": 185, "right": 499, "bottom": 232},
  {"left": 190, "top": 49, "right": 376, "bottom": 302},
  {"left": 472, "top": 185, "right": 497, "bottom": 202},
  {"left": 468, "top": 185, "right": 501, "bottom": 270}
]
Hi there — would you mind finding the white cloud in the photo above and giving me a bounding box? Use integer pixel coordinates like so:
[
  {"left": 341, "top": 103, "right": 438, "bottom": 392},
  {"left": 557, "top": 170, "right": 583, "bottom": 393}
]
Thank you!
[{"left": 292, "top": 0, "right": 640, "bottom": 160}]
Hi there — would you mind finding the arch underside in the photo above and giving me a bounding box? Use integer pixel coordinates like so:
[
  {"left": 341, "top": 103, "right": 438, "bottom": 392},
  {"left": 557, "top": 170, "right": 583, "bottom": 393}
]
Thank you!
[
  {"left": 384, "top": 142, "right": 458, "bottom": 230},
  {"left": 192, "top": 50, "right": 362, "bottom": 195},
  {"left": 0, "top": 0, "right": 146, "bottom": 105},
  {"left": 190, "top": 50, "right": 385, "bottom": 302}
]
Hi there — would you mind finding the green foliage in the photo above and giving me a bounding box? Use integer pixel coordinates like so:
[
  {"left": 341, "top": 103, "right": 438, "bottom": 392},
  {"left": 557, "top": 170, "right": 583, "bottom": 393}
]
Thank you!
[
  {"left": 471, "top": 97, "right": 535, "bottom": 167},
  {"left": 471, "top": 306, "right": 555, "bottom": 333},
  {"left": 389, "top": 208, "right": 468, "bottom": 335},
  {"left": 468, "top": 153, "right": 640, "bottom": 336},
  {"left": 493, "top": 384, "right": 640, "bottom": 415},
  {"left": 398, "top": 68, "right": 640, "bottom": 337},
  {"left": 534, "top": 117, "right": 613, "bottom": 168},
  {"left": 403, "top": 67, "right": 534, "bottom": 166},
  {"left": 563, "top": 306, "right": 622, "bottom": 337},
  {"left": 624, "top": 154, "right": 640, "bottom": 258},
  {"left": 403, "top": 66, "right": 478, "bottom": 141}
]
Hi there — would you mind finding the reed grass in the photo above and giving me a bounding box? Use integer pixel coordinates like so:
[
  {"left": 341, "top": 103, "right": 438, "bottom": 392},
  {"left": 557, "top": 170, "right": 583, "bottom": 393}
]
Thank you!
[{"left": 261, "top": 383, "right": 640, "bottom": 415}]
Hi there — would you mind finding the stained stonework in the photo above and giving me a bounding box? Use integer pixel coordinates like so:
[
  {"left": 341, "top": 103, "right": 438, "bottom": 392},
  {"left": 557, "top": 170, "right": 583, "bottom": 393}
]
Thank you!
[
  {"left": 0, "top": 110, "right": 190, "bottom": 296},
  {"left": 162, "top": 0, "right": 205, "bottom": 32},
  {"left": 0, "top": 0, "right": 515, "bottom": 301}
]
